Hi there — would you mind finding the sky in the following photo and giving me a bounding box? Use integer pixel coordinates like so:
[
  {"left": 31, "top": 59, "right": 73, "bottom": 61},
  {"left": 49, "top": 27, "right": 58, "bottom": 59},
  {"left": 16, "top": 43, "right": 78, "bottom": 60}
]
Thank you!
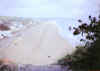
[{"left": 0, "top": 0, "right": 98, "bottom": 18}]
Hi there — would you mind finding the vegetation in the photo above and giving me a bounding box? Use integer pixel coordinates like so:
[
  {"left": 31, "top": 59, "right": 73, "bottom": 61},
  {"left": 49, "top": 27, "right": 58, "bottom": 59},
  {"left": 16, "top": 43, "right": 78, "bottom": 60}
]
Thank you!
[{"left": 58, "top": 15, "right": 100, "bottom": 71}]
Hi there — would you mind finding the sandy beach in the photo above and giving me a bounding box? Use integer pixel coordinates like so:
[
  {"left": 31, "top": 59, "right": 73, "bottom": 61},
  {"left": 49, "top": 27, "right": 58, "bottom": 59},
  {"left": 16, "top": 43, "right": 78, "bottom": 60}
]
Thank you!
[{"left": 0, "top": 21, "right": 76, "bottom": 65}]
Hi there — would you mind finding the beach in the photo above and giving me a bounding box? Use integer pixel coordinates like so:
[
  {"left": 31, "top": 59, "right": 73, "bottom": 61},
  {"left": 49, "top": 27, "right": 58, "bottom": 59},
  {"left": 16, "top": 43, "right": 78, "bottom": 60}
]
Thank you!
[{"left": 0, "top": 21, "right": 76, "bottom": 65}]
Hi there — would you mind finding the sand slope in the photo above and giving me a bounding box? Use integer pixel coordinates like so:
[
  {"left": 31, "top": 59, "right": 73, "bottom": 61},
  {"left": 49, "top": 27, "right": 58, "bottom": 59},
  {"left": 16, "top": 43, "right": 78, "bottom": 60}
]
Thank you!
[{"left": 0, "top": 22, "right": 75, "bottom": 65}]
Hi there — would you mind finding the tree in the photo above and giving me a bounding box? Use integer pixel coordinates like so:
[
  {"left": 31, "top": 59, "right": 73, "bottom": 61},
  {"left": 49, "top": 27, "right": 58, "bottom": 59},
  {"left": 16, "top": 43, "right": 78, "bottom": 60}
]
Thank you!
[{"left": 58, "top": 15, "right": 100, "bottom": 71}]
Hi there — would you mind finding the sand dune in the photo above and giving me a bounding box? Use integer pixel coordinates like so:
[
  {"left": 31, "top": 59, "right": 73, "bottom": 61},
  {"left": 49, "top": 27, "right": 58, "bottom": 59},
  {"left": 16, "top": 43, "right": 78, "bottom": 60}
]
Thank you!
[{"left": 0, "top": 22, "right": 75, "bottom": 65}]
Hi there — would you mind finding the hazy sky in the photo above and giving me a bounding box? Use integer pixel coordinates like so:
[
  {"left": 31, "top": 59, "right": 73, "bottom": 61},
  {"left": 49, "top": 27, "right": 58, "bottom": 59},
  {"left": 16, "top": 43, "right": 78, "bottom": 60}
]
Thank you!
[{"left": 0, "top": 0, "right": 98, "bottom": 18}]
